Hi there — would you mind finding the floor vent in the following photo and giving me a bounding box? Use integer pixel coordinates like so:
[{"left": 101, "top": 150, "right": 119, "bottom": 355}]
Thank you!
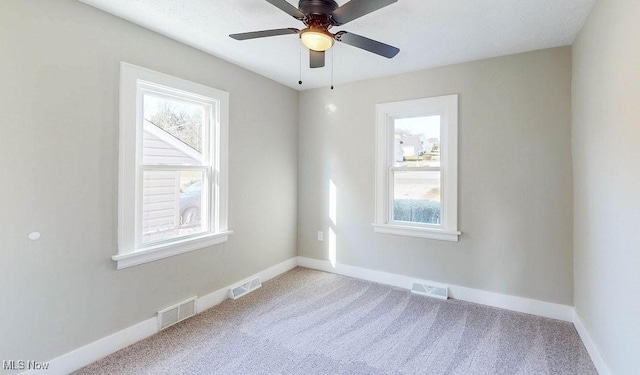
[
  {"left": 411, "top": 282, "right": 448, "bottom": 300},
  {"left": 157, "top": 296, "right": 197, "bottom": 331},
  {"left": 230, "top": 277, "right": 262, "bottom": 299}
]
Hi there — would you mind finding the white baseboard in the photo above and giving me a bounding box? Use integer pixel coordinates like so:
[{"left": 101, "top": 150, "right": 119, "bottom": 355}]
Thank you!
[
  {"left": 195, "top": 286, "right": 230, "bottom": 314},
  {"left": 25, "top": 256, "right": 608, "bottom": 375},
  {"left": 257, "top": 256, "right": 299, "bottom": 285},
  {"left": 297, "top": 256, "right": 573, "bottom": 322},
  {"left": 573, "top": 309, "right": 611, "bottom": 375},
  {"left": 196, "top": 257, "right": 298, "bottom": 312},
  {"left": 22, "top": 318, "right": 157, "bottom": 375},
  {"left": 25, "top": 257, "right": 298, "bottom": 375},
  {"left": 296, "top": 257, "right": 613, "bottom": 373}
]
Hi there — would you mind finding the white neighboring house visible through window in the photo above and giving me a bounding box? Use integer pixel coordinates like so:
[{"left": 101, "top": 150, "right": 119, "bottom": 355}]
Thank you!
[
  {"left": 373, "top": 95, "right": 460, "bottom": 241},
  {"left": 114, "top": 62, "right": 230, "bottom": 269}
]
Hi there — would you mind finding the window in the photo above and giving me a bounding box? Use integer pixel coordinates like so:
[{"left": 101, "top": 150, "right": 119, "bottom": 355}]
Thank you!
[
  {"left": 373, "top": 95, "right": 459, "bottom": 241},
  {"left": 114, "top": 63, "right": 230, "bottom": 269}
]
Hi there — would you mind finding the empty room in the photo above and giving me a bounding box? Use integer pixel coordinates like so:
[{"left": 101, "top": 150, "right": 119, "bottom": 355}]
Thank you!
[{"left": 1, "top": 0, "right": 638, "bottom": 374}]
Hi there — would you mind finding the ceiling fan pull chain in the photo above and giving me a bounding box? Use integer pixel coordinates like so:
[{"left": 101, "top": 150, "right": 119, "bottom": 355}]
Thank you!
[
  {"left": 298, "top": 47, "right": 303, "bottom": 85},
  {"left": 331, "top": 48, "right": 334, "bottom": 90}
]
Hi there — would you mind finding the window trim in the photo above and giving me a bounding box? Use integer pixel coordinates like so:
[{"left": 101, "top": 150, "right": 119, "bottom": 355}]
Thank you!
[
  {"left": 114, "top": 62, "right": 231, "bottom": 269},
  {"left": 373, "top": 95, "right": 460, "bottom": 242}
]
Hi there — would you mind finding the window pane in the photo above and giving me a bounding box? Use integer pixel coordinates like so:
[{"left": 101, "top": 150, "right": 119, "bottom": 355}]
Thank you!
[
  {"left": 142, "top": 170, "right": 207, "bottom": 244},
  {"left": 394, "top": 116, "right": 440, "bottom": 167},
  {"left": 393, "top": 170, "right": 441, "bottom": 224},
  {"left": 142, "top": 94, "right": 205, "bottom": 165}
]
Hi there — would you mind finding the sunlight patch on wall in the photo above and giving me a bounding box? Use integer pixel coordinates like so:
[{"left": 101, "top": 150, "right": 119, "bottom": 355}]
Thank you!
[
  {"left": 329, "top": 179, "right": 337, "bottom": 267},
  {"left": 330, "top": 179, "right": 337, "bottom": 226},
  {"left": 329, "top": 227, "right": 337, "bottom": 267}
]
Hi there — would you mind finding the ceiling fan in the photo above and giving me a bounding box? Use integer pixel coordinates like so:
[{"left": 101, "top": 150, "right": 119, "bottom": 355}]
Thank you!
[{"left": 230, "top": 0, "right": 400, "bottom": 69}]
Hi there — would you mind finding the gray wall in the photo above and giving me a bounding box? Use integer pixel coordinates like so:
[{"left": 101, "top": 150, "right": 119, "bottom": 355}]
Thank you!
[
  {"left": 0, "top": 0, "right": 298, "bottom": 364},
  {"left": 572, "top": 0, "right": 640, "bottom": 373},
  {"left": 9, "top": 0, "right": 633, "bottom": 369},
  {"left": 298, "top": 47, "right": 574, "bottom": 305}
]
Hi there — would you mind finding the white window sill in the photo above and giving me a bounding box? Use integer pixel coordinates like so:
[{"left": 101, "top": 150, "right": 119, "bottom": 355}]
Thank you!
[
  {"left": 372, "top": 224, "right": 460, "bottom": 242},
  {"left": 112, "top": 231, "right": 233, "bottom": 269}
]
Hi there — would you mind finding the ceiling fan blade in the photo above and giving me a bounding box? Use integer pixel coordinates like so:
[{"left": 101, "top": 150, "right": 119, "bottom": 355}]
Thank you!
[
  {"left": 230, "top": 28, "right": 299, "bottom": 40},
  {"left": 310, "top": 50, "right": 325, "bottom": 68},
  {"left": 331, "top": 0, "right": 397, "bottom": 26},
  {"left": 335, "top": 31, "right": 399, "bottom": 58},
  {"left": 265, "top": 0, "right": 305, "bottom": 20}
]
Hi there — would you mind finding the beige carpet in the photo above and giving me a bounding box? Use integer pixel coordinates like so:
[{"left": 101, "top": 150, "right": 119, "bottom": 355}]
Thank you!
[{"left": 75, "top": 267, "right": 597, "bottom": 374}]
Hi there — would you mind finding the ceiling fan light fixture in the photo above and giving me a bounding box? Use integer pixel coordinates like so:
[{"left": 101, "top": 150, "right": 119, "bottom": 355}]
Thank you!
[{"left": 300, "top": 28, "right": 334, "bottom": 52}]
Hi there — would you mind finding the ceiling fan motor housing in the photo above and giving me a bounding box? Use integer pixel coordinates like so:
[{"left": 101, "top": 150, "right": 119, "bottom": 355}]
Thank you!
[{"left": 299, "top": 0, "right": 339, "bottom": 26}]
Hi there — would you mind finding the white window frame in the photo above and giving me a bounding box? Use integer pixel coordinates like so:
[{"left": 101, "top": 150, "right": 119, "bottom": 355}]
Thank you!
[
  {"left": 114, "top": 62, "right": 231, "bottom": 269},
  {"left": 373, "top": 95, "right": 460, "bottom": 242}
]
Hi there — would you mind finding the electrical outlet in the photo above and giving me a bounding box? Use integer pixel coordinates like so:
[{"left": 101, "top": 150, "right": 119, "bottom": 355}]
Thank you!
[{"left": 317, "top": 231, "right": 324, "bottom": 241}]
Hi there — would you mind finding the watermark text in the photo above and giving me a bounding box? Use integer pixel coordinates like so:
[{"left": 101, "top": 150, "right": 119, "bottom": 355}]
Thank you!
[{"left": 3, "top": 360, "right": 50, "bottom": 371}]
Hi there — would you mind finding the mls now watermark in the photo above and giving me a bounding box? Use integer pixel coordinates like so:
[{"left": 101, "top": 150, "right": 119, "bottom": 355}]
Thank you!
[{"left": 3, "top": 360, "right": 50, "bottom": 370}]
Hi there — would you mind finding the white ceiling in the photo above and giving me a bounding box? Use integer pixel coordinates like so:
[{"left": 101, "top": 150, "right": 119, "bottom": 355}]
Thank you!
[{"left": 78, "top": 0, "right": 595, "bottom": 90}]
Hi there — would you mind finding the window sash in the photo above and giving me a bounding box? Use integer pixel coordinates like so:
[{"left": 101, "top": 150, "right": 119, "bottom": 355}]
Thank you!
[
  {"left": 135, "top": 81, "right": 217, "bottom": 250},
  {"left": 388, "top": 168, "right": 444, "bottom": 229},
  {"left": 140, "top": 165, "right": 211, "bottom": 171},
  {"left": 388, "top": 116, "right": 444, "bottom": 227},
  {"left": 139, "top": 87, "right": 214, "bottom": 168},
  {"left": 390, "top": 166, "right": 441, "bottom": 172},
  {"left": 136, "top": 165, "right": 214, "bottom": 249}
]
